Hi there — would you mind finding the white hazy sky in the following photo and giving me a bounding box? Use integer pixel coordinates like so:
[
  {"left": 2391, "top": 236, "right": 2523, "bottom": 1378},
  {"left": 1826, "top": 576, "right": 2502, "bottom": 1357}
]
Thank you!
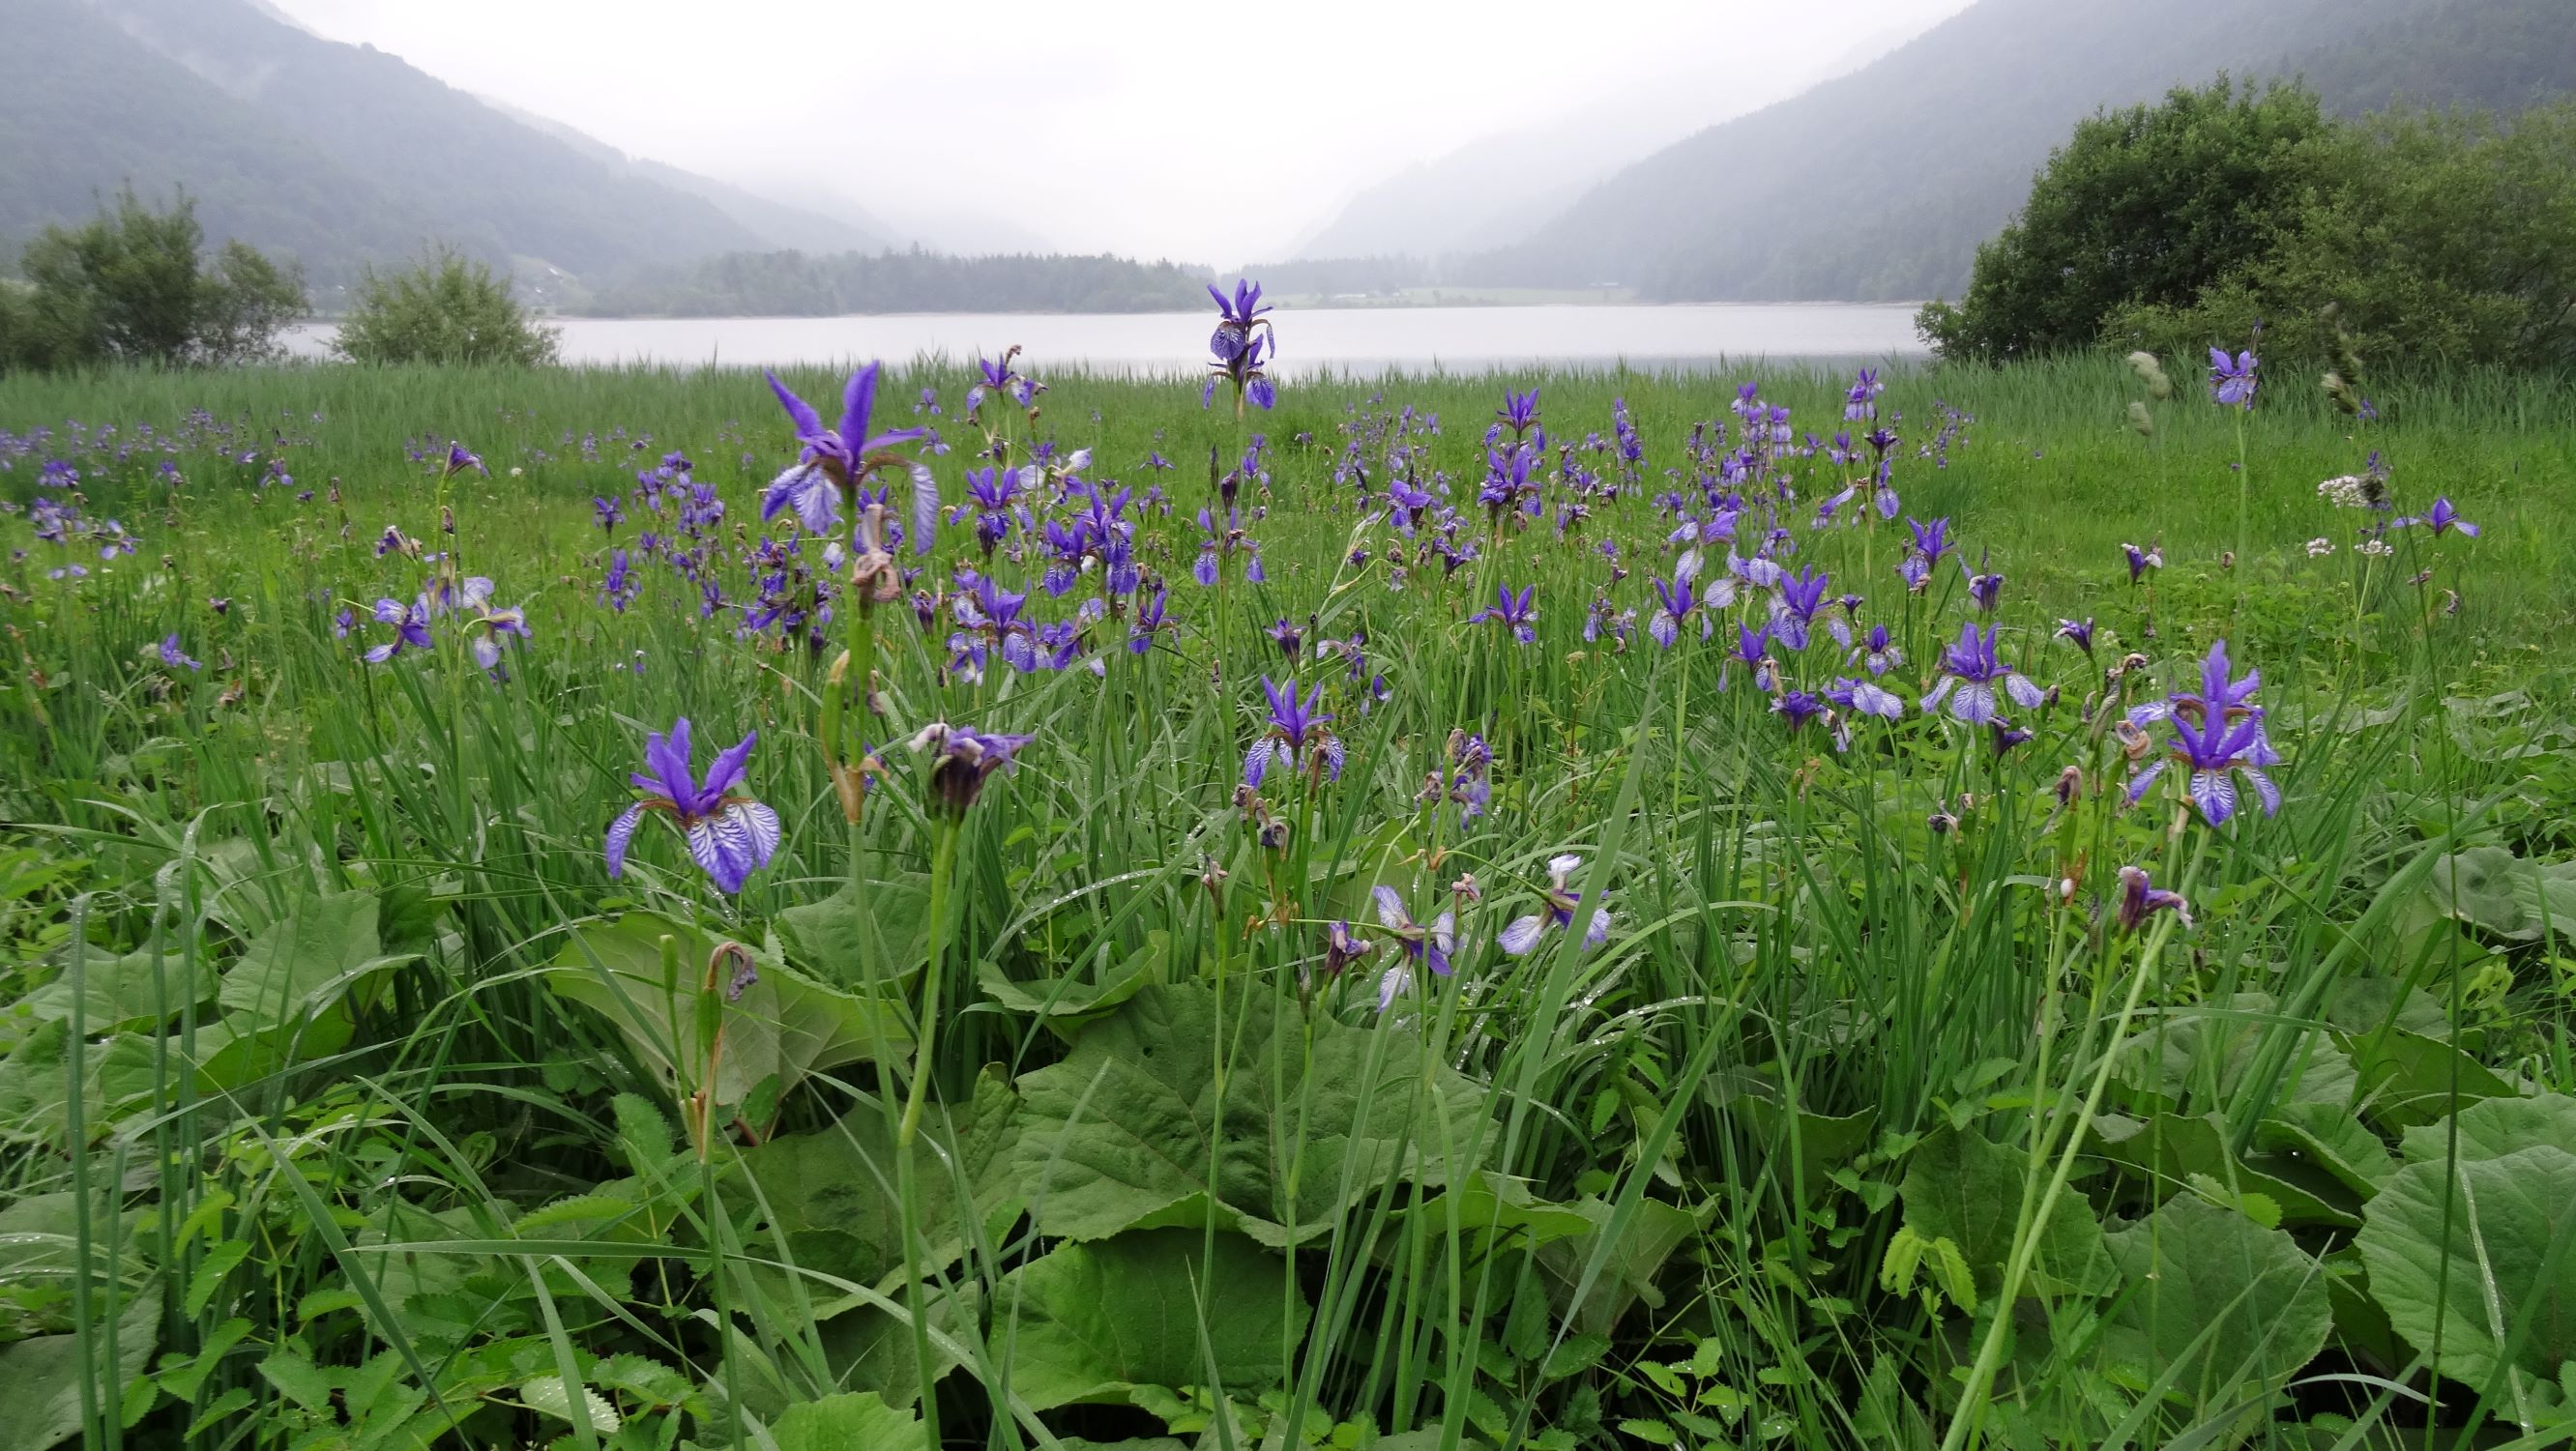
[{"left": 264, "top": 0, "right": 1974, "bottom": 266}]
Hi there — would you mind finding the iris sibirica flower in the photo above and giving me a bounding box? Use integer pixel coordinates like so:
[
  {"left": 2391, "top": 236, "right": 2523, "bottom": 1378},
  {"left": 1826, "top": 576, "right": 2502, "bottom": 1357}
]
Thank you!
[
  {"left": 1648, "top": 558, "right": 1712, "bottom": 649},
  {"left": 763, "top": 363, "right": 933, "bottom": 546},
  {"left": 1500, "top": 854, "right": 1611, "bottom": 956},
  {"left": 1496, "top": 388, "right": 1540, "bottom": 438},
  {"left": 456, "top": 577, "right": 531, "bottom": 678},
  {"left": 442, "top": 443, "right": 486, "bottom": 479},
  {"left": 1768, "top": 566, "right": 1830, "bottom": 651},
  {"left": 363, "top": 596, "right": 433, "bottom": 663},
  {"left": 1370, "top": 886, "right": 1455, "bottom": 1012},
  {"left": 1897, "top": 516, "right": 1952, "bottom": 593},
  {"left": 2056, "top": 618, "right": 2095, "bottom": 655},
  {"left": 1469, "top": 584, "right": 1537, "bottom": 644},
  {"left": 2400, "top": 497, "right": 2478, "bottom": 537},
  {"left": 604, "top": 717, "right": 780, "bottom": 895},
  {"left": 1205, "top": 279, "right": 1277, "bottom": 413},
  {"left": 594, "top": 495, "right": 625, "bottom": 535},
  {"left": 2116, "top": 864, "right": 2192, "bottom": 932},
  {"left": 160, "top": 633, "right": 200, "bottom": 671},
  {"left": 2125, "top": 639, "right": 2280, "bottom": 825},
  {"left": 2122, "top": 540, "right": 2163, "bottom": 584},
  {"left": 2208, "top": 348, "right": 2259, "bottom": 409},
  {"left": 1844, "top": 368, "right": 1882, "bottom": 422},
  {"left": 1245, "top": 676, "right": 1344, "bottom": 787},
  {"left": 1922, "top": 624, "right": 2045, "bottom": 724},
  {"left": 911, "top": 722, "right": 1036, "bottom": 818}
]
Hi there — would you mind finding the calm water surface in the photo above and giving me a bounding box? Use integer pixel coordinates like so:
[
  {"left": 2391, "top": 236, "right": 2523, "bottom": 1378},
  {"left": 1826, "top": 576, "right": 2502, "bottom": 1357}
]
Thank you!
[{"left": 285, "top": 304, "right": 1925, "bottom": 373}]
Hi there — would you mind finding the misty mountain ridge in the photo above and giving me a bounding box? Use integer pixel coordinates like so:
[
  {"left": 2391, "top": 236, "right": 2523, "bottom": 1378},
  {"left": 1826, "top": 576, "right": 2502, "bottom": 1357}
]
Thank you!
[
  {"left": 1287, "top": 15, "right": 1933, "bottom": 266},
  {"left": 0, "top": 0, "right": 1056, "bottom": 298},
  {"left": 1449, "top": 0, "right": 2576, "bottom": 302}
]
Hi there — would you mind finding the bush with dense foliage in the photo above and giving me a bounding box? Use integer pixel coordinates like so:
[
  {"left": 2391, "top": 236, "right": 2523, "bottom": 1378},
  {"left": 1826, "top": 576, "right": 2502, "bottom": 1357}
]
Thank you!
[
  {"left": 1922, "top": 83, "right": 2576, "bottom": 374},
  {"left": 332, "top": 249, "right": 561, "bottom": 366},
  {"left": 0, "top": 189, "right": 304, "bottom": 373}
]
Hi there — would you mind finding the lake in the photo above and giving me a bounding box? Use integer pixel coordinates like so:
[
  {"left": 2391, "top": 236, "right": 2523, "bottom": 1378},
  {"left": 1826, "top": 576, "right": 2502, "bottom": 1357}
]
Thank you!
[{"left": 282, "top": 304, "right": 1927, "bottom": 374}]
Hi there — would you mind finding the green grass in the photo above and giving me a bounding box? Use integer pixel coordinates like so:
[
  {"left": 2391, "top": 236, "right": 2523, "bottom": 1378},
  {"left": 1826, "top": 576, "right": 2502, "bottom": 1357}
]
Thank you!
[{"left": 0, "top": 354, "right": 2570, "bottom": 1451}]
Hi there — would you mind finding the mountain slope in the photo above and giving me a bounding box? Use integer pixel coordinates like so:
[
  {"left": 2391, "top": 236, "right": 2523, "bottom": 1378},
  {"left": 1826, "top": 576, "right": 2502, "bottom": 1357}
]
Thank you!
[
  {"left": 1464, "top": 0, "right": 2576, "bottom": 302},
  {"left": 2, "top": 0, "right": 789, "bottom": 288},
  {"left": 1289, "top": 19, "right": 1931, "bottom": 265}
]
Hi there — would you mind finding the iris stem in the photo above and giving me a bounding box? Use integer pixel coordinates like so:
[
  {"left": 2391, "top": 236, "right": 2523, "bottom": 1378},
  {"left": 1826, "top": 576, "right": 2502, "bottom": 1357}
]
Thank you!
[{"left": 895, "top": 816, "right": 959, "bottom": 1451}]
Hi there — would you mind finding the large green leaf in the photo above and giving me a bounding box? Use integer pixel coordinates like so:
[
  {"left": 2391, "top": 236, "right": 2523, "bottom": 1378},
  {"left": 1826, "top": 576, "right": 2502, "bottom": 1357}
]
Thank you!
[
  {"left": 12, "top": 944, "right": 213, "bottom": 1040},
  {"left": 0, "top": 1286, "right": 159, "bottom": 1449},
  {"left": 994, "top": 1229, "right": 1308, "bottom": 1410},
  {"left": 2342, "top": 1029, "right": 2519, "bottom": 1131},
  {"left": 727, "top": 1070, "right": 1020, "bottom": 1313},
  {"left": 545, "top": 914, "right": 909, "bottom": 1111},
  {"left": 773, "top": 873, "right": 931, "bottom": 991},
  {"left": 1012, "top": 983, "right": 1487, "bottom": 1245},
  {"left": 2092, "top": 1112, "right": 2360, "bottom": 1228},
  {"left": 2421, "top": 846, "right": 2576, "bottom": 943},
  {"left": 2356, "top": 1094, "right": 2576, "bottom": 1396},
  {"left": 2255, "top": 1100, "right": 2396, "bottom": 1202},
  {"left": 2112, "top": 994, "right": 2356, "bottom": 1116},
  {"left": 978, "top": 931, "right": 1164, "bottom": 1038},
  {"left": 768, "top": 1390, "right": 922, "bottom": 1451},
  {"left": 1533, "top": 1195, "right": 1705, "bottom": 1334},
  {"left": 217, "top": 891, "right": 412, "bottom": 1028},
  {"left": 1897, "top": 1127, "right": 2117, "bottom": 1303},
  {"left": 2099, "top": 1195, "right": 2331, "bottom": 1422}
]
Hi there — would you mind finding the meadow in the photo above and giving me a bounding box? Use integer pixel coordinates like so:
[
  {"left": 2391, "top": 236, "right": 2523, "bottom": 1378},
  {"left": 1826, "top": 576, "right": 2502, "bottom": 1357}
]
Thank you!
[{"left": 0, "top": 334, "right": 2572, "bottom": 1451}]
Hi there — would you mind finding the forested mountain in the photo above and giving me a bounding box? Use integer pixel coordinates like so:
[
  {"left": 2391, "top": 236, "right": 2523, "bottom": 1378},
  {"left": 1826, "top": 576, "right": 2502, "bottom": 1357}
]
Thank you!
[
  {"left": 578, "top": 250, "right": 1214, "bottom": 318},
  {"left": 1456, "top": 0, "right": 2576, "bottom": 301},
  {"left": 0, "top": 0, "right": 863, "bottom": 293}
]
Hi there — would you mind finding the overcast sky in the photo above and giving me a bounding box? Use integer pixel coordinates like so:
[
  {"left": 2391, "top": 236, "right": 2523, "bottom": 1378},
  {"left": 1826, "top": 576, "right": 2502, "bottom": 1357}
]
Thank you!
[{"left": 264, "top": 0, "right": 1975, "bottom": 266}]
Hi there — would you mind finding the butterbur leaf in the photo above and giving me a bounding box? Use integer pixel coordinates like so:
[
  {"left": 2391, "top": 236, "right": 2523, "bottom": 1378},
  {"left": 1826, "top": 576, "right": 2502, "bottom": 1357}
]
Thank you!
[
  {"left": 217, "top": 891, "right": 415, "bottom": 1028},
  {"left": 2099, "top": 1196, "right": 2331, "bottom": 1419},
  {"left": 995, "top": 1229, "right": 1309, "bottom": 1410},
  {"left": 1012, "top": 983, "right": 1485, "bottom": 1244},
  {"left": 1896, "top": 1128, "right": 2117, "bottom": 1302},
  {"left": 769, "top": 1390, "right": 922, "bottom": 1451},
  {"left": 2357, "top": 1095, "right": 2576, "bottom": 1395},
  {"left": 773, "top": 876, "right": 930, "bottom": 989}
]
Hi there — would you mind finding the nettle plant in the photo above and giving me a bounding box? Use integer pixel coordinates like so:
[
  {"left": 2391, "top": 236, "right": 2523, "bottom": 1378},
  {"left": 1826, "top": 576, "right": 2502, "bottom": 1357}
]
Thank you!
[{"left": 0, "top": 306, "right": 2567, "bottom": 1451}]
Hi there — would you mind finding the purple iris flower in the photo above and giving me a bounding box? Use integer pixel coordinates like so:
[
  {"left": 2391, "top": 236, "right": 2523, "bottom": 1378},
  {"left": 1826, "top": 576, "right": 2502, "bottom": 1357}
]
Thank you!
[
  {"left": 1469, "top": 585, "right": 1537, "bottom": 644},
  {"left": 2209, "top": 348, "right": 2259, "bottom": 409},
  {"left": 594, "top": 494, "right": 624, "bottom": 535},
  {"left": 1898, "top": 516, "right": 1952, "bottom": 592},
  {"left": 1773, "top": 691, "right": 1830, "bottom": 732},
  {"left": 160, "top": 633, "right": 200, "bottom": 671},
  {"left": 1989, "top": 719, "right": 2034, "bottom": 755},
  {"left": 2123, "top": 541, "right": 2163, "bottom": 584},
  {"left": 457, "top": 578, "right": 531, "bottom": 677},
  {"left": 1245, "top": 676, "right": 1343, "bottom": 787},
  {"left": 1648, "top": 558, "right": 1711, "bottom": 649},
  {"left": 1500, "top": 854, "right": 1611, "bottom": 956},
  {"left": 1496, "top": 389, "right": 1540, "bottom": 438},
  {"left": 601, "top": 549, "right": 638, "bottom": 613},
  {"left": 911, "top": 722, "right": 1036, "bottom": 817},
  {"left": 1827, "top": 677, "right": 1904, "bottom": 720},
  {"left": 1855, "top": 624, "right": 1903, "bottom": 677},
  {"left": 1265, "top": 618, "right": 1304, "bottom": 659},
  {"left": 363, "top": 597, "right": 434, "bottom": 663},
  {"left": 948, "top": 465, "right": 1025, "bottom": 555},
  {"left": 1371, "top": 886, "right": 1456, "bottom": 1010},
  {"left": 443, "top": 443, "right": 485, "bottom": 479},
  {"left": 763, "top": 363, "right": 934, "bottom": 549},
  {"left": 1921, "top": 624, "right": 2046, "bottom": 724},
  {"left": 1322, "top": 920, "right": 1376, "bottom": 979},
  {"left": 2401, "top": 497, "right": 2478, "bottom": 537},
  {"left": 2056, "top": 618, "right": 2095, "bottom": 655},
  {"left": 1963, "top": 559, "right": 2004, "bottom": 614},
  {"left": 1769, "top": 566, "right": 1830, "bottom": 651},
  {"left": 604, "top": 718, "right": 780, "bottom": 895},
  {"left": 1127, "top": 586, "right": 1172, "bottom": 654},
  {"left": 2117, "top": 865, "right": 2192, "bottom": 932},
  {"left": 1844, "top": 368, "right": 1882, "bottom": 422},
  {"left": 1206, "top": 279, "right": 1277, "bottom": 413},
  {"left": 2125, "top": 639, "right": 2281, "bottom": 825},
  {"left": 1727, "top": 622, "right": 1775, "bottom": 690}
]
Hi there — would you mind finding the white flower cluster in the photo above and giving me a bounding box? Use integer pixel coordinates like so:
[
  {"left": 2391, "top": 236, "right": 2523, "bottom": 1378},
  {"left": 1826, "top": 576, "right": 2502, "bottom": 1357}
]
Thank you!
[
  {"left": 2305, "top": 537, "right": 2335, "bottom": 557},
  {"left": 2317, "top": 475, "right": 2371, "bottom": 508},
  {"left": 2356, "top": 538, "right": 2395, "bottom": 558}
]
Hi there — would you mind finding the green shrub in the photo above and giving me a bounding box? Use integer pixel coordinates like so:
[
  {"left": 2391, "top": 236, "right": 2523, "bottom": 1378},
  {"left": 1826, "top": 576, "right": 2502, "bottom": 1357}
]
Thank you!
[
  {"left": 0, "top": 188, "right": 305, "bottom": 373},
  {"left": 332, "top": 248, "right": 560, "bottom": 366},
  {"left": 1917, "top": 77, "right": 2333, "bottom": 363}
]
